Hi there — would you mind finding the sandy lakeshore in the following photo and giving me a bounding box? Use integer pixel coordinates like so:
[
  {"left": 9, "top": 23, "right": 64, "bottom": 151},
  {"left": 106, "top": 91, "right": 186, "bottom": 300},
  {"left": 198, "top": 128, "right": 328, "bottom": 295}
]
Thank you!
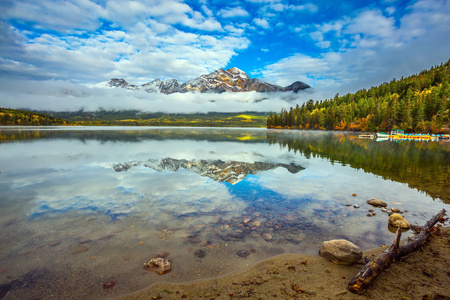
[{"left": 117, "top": 227, "right": 450, "bottom": 300}]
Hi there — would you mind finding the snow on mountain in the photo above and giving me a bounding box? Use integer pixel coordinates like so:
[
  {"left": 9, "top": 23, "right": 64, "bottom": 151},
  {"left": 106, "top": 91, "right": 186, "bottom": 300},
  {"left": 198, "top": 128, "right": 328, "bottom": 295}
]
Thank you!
[{"left": 98, "top": 68, "right": 310, "bottom": 94}]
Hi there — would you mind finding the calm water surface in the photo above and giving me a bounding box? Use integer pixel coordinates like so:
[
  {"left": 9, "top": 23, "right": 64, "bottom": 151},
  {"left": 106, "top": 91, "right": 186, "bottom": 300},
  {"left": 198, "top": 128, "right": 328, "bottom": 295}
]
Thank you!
[{"left": 0, "top": 127, "right": 448, "bottom": 299}]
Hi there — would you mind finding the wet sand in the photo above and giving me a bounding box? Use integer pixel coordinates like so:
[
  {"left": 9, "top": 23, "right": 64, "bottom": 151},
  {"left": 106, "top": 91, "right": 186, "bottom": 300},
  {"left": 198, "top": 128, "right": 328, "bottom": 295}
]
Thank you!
[{"left": 118, "top": 227, "right": 450, "bottom": 300}]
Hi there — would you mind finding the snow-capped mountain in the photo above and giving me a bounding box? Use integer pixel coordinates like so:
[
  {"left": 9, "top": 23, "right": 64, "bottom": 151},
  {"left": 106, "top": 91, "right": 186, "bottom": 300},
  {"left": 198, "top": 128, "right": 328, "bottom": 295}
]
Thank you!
[
  {"left": 102, "top": 67, "right": 310, "bottom": 94},
  {"left": 112, "top": 158, "right": 304, "bottom": 185}
]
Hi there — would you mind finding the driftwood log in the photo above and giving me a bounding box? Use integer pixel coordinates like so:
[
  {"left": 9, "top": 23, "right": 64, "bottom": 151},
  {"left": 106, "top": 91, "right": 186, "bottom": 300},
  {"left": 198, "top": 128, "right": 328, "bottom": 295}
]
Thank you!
[{"left": 348, "top": 208, "right": 446, "bottom": 294}]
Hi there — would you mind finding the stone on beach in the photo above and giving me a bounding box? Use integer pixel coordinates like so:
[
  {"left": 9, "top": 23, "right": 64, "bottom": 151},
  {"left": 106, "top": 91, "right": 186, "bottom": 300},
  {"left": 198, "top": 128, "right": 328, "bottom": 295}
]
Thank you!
[
  {"left": 388, "top": 213, "right": 410, "bottom": 229},
  {"left": 319, "top": 239, "right": 362, "bottom": 265}
]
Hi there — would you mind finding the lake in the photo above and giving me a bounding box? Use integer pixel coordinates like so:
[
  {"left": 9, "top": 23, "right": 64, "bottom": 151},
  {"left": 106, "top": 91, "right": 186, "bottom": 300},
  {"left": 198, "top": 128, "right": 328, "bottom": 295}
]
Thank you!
[{"left": 0, "top": 127, "right": 448, "bottom": 299}]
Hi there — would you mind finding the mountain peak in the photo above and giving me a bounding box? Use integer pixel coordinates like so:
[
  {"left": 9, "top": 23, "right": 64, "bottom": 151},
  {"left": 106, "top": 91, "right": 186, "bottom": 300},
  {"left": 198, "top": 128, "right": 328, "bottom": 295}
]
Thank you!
[
  {"left": 103, "top": 68, "right": 310, "bottom": 94},
  {"left": 226, "top": 67, "right": 249, "bottom": 79}
]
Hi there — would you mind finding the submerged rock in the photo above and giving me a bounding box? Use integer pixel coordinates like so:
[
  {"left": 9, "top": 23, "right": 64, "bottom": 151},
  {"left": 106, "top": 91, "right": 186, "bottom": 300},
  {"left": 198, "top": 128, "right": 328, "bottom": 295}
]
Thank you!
[
  {"left": 70, "top": 244, "right": 88, "bottom": 255},
  {"left": 144, "top": 257, "right": 171, "bottom": 275},
  {"left": 236, "top": 250, "right": 250, "bottom": 257},
  {"left": 319, "top": 240, "right": 362, "bottom": 265},
  {"left": 0, "top": 283, "right": 11, "bottom": 299},
  {"left": 103, "top": 280, "right": 117, "bottom": 290},
  {"left": 188, "top": 237, "right": 201, "bottom": 244},
  {"left": 194, "top": 249, "right": 206, "bottom": 258},
  {"left": 367, "top": 199, "right": 388, "bottom": 208},
  {"left": 261, "top": 233, "right": 272, "bottom": 241},
  {"left": 219, "top": 235, "right": 230, "bottom": 241},
  {"left": 388, "top": 214, "right": 410, "bottom": 229}
]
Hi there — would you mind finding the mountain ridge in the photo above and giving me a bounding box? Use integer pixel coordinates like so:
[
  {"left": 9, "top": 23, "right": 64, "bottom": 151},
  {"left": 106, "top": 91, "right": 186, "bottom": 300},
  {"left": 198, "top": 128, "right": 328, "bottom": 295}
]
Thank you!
[{"left": 100, "top": 67, "right": 310, "bottom": 94}]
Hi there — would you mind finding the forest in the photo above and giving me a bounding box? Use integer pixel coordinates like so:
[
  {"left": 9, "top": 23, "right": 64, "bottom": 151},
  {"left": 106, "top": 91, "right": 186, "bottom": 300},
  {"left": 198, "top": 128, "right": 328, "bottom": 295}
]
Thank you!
[
  {"left": 0, "top": 108, "right": 67, "bottom": 126},
  {"left": 267, "top": 59, "right": 450, "bottom": 133},
  {"left": 0, "top": 109, "right": 268, "bottom": 127},
  {"left": 50, "top": 110, "right": 268, "bottom": 127}
]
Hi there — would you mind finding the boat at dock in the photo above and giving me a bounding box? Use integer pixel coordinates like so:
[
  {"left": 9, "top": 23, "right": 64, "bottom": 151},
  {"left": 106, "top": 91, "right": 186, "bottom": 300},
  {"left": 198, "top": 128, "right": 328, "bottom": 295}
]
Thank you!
[
  {"left": 375, "top": 132, "right": 390, "bottom": 139},
  {"left": 358, "top": 129, "right": 450, "bottom": 141}
]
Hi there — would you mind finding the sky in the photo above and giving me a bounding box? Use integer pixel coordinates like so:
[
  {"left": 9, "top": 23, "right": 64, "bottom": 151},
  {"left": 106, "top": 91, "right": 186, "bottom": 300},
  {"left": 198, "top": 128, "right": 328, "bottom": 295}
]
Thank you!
[{"left": 0, "top": 0, "right": 449, "bottom": 113}]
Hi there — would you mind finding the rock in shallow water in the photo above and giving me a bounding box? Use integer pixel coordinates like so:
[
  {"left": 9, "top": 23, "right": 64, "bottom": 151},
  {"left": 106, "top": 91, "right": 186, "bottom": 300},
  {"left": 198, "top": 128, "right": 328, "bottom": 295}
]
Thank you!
[
  {"left": 70, "top": 244, "right": 88, "bottom": 255},
  {"left": 236, "top": 250, "right": 250, "bottom": 257},
  {"left": 144, "top": 257, "right": 171, "bottom": 275},
  {"left": 261, "top": 233, "right": 272, "bottom": 241},
  {"left": 103, "top": 280, "right": 117, "bottom": 290},
  {"left": 319, "top": 239, "right": 362, "bottom": 265},
  {"left": 0, "top": 284, "right": 11, "bottom": 299},
  {"left": 194, "top": 249, "right": 206, "bottom": 258},
  {"left": 367, "top": 199, "right": 387, "bottom": 208}
]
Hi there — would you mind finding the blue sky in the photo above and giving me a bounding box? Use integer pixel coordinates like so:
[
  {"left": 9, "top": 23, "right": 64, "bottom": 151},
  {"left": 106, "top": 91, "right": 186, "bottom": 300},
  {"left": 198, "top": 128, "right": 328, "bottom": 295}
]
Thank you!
[{"left": 0, "top": 0, "right": 449, "bottom": 112}]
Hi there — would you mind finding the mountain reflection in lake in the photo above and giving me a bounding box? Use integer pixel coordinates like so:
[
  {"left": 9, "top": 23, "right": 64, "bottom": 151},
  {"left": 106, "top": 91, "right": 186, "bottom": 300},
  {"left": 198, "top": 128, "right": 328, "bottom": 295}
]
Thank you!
[{"left": 0, "top": 127, "right": 448, "bottom": 299}]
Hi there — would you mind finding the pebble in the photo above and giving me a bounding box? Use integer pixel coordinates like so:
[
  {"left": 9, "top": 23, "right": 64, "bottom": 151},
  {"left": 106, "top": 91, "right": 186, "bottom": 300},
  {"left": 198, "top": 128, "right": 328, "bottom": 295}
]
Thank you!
[
  {"left": 391, "top": 208, "right": 401, "bottom": 213},
  {"left": 78, "top": 239, "right": 92, "bottom": 244},
  {"left": 262, "top": 233, "right": 272, "bottom": 241},
  {"left": 189, "top": 237, "right": 201, "bottom": 244},
  {"left": 103, "top": 280, "right": 117, "bottom": 290},
  {"left": 243, "top": 219, "right": 252, "bottom": 224},
  {"left": 48, "top": 241, "right": 60, "bottom": 247},
  {"left": 219, "top": 235, "right": 230, "bottom": 241},
  {"left": 236, "top": 250, "right": 250, "bottom": 257},
  {"left": 70, "top": 244, "right": 88, "bottom": 255},
  {"left": 353, "top": 205, "right": 360, "bottom": 209},
  {"left": 156, "top": 225, "right": 168, "bottom": 231},
  {"left": 194, "top": 249, "right": 206, "bottom": 258}
]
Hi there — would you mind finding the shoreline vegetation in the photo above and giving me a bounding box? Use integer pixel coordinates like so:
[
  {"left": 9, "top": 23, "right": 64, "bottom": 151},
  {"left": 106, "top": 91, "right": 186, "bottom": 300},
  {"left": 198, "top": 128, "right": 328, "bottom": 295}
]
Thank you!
[
  {"left": 267, "top": 59, "right": 450, "bottom": 134},
  {"left": 0, "top": 109, "right": 269, "bottom": 128}
]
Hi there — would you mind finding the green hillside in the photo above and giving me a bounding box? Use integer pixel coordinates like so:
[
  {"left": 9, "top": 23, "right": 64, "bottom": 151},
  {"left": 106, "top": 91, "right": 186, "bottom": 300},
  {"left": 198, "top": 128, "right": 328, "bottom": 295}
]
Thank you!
[
  {"left": 267, "top": 59, "right": 450, "bottom": 133},
  {"left": 0, "top": 108, "right": 268, "bottom": 128},
  {"left": 0, "top": 108, "right": 66, "bottom": 126}
]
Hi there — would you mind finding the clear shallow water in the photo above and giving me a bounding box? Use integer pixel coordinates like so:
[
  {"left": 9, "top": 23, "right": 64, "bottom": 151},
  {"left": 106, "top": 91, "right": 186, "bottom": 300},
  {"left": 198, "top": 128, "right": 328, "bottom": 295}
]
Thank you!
[{"left": 0, "top": 127, "right": 448, "bottom": 299}]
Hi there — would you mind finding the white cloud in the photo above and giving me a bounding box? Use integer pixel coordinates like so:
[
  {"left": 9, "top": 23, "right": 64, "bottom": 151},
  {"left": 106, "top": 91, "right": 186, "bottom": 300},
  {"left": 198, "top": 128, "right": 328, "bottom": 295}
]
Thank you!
[
  {"left": 344, "top": 9, "right": 396, "bottom": 39},
  {"left": 0, "top": 78, "right": 311, "bottom": 113},
  {"left": 3, "top": 0, "right": 104, "bottom": 33},
  {"left": 0, "top": 0, "right": 252, "bottom": 84},
  {"left": 288, "top": 3, "right": 318, "bottom": 13},
  {"left": 262, "top": 1, "right": 450, "bottom": 98},
  {"left": 218, "top": 7, "right": 250, "bottom": 18},
  {"left": 386, "top": 7, "right": 396, "bottom": 15},
  {"left": 253, "top": 18, "right": 270, "bottom": 29}
]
